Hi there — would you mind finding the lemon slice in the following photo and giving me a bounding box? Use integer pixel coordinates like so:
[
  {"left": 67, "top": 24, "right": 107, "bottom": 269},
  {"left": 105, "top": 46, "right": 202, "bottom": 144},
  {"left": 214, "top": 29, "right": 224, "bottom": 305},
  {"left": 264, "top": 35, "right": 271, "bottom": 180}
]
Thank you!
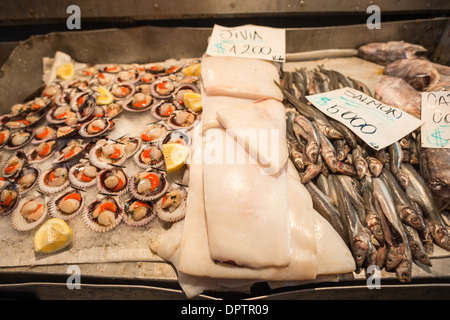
[
  {"left": 56, "top": 62, "right": 74, "bottom": 80},
  {"left": 163, "top": 142, "right": 191, "bottom": 173},
  {"left": 96, "top": 85, "right": 114, "bottom": 105},
  {"left": 183, "top": 92, "right": 202, "bottom": 112},
  {"left": 33, "top": 218, "right": 73, "bottom": 254},
  {"left": 181, "top": 63, "right": 201, "bottom": 77}
]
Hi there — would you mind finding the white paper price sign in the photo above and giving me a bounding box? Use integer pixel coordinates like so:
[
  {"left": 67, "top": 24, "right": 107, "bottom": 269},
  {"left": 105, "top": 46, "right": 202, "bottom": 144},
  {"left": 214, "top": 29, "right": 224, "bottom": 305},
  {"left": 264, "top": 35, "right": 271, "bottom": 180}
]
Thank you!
[
  {"left": 206, "top": 24, "right": 286, "bottom": 62},
  {"left": 421, "top": 91, "right": 450, "bottom": 148},
  {"left": 306, "top": 87, "right": 423, "bottom": 150}
]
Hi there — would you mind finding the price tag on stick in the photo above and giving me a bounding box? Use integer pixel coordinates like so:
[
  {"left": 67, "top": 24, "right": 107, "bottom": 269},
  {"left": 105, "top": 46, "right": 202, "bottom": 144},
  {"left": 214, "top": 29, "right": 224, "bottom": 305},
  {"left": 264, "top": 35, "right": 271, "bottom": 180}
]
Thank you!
[
  {"left": 421, "top": 91, "right": 450, "bottom": 148},
  {"left": 306, "top": 87, "right": 423, "bottom": 150},
  {"left": 206, "top": 24, "right": 286, "bottom": 62}
]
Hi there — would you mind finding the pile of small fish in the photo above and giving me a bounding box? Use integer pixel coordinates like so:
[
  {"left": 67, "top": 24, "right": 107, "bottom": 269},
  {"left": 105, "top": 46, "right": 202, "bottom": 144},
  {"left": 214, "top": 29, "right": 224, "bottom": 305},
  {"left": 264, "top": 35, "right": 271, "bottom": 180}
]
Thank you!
[{"left": 279, "top": 61, "right": 450, "bottom": 283}]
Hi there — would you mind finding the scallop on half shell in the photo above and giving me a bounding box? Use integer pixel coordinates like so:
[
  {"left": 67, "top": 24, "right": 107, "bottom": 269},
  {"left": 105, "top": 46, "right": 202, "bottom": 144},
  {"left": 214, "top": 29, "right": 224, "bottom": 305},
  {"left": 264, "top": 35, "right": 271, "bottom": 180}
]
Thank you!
[
  {"left": 91, "top": 72, "right": 117, "bottom": 89},
  {"left": 0, "top": 182, "right": 20, "bottom": 216},
  {"left": 14, "top": 166, "right": 40, "bottom": 194},
  {"left": 101, "top": 64, "right": 122, "bottom": 74},
  {"left": 83, "top": 195, "right": 124, "bottom": 232},
  {"left": 166, "top": 109, "right": 198, "bottom": 130},
  {"left": 38, "top": 164, "right": 70, "bottom": 194},
  {"left": 70, "top": 91, "right": 96, "bottom": 118},
  {"left": 79, "top": 117, "right": 111, "bottom": 138},
  {"left": 28, "top": 140, "right": 57, "bottom": 163},
  {"left": 63, "top": 77, "right": 91, "bottom": 92},
  {"left": 104, "top": 101, "right": 124, "bottom": 119},
  {"left": 115, "top": 135, "right": 141, "bottom": 158},
  {"left": 110, "top": 82, "right": 135, "bottom": 101},
  {"left": 2, "top": 151, "right": 27, "bottom": 179},
  {"left": 4, "top": 129, "right": 34, "bottom": 150},
  {"left": 123, "top": 92, "right": 160, "bottom": 113},
  {"left": 55, "top": 124, "right": 81, "bottom": 140},
  {"left": 6, "top": 108, "right": 46, "bottom": 130},
  {"left": 48, "top": 188, "right": 84, "bottom": 220},
  {"left": 11, "top": 193, "right": 47, "bottom": 231},
  {"left": 159, "top": 129, "right": 191, "bottom": 148},
  {"left": 129, "top": 169, "right": 169, "bottom": 201},
  {"left": 89, "top": 141, "right": 127, "bottom": 169},
  {"left": 68, "top": 160, "right": 99, "bottom": 189},
  {"left": 133, "top": 143, "right": 164, "bottom": 169},
  {"left": 155, "top": 183, "right": 187, "bottom": 222},
  {"left": 150, "top": 77, "right": 177, "bottom": 99},
  {"left": 25, "top": 96, "right": 51, "bottom": 113},
  {"left": 123, "top": 198, "right": 156, "bottom": 227},
  {"left": 55, "top": 139, "right": 85, "bottom": 163},
  {"left": 96, "top": 168, "right": 129, "bottom": 196},
  {"left": 46, "top": 105, "right": 72, "bottom": 124},
  {"left": 171, "top": 83, "right": 200, "bottom": 108},
  {"left": 0, "top": 127, "right": 11, "bottom": 149},
  {"left": 32, "top": 124, "right": 57, "bottom": 144},
  {"left": 116, "top": 70, "right": 140, "bottom": 84},
  {"left": 150, "top": 100, "right": 177, "bottom": 121},
  {"left": 140, "top": 121, "right": 169, "bottom": 144}
]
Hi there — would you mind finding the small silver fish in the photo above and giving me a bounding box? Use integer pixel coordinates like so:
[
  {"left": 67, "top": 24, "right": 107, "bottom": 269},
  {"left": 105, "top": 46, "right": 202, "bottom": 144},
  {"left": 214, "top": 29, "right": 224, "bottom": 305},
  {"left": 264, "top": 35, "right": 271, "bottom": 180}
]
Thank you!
[
  {"left": 301, "top": 155, "right": 323, "bottom": 184},
  {"left": 330, "top": 174, "right": 370, "bottom": 269},
  {"left": 305, "top": 181, "right": 348, "bottom": 245},
  {"left": 372, "top": 177, "right": 413, "bottom": 276},
  {"left": 338, "top": 175, "right": 364, "bottom": 209},
  {"left": 352, "top": 145, "right": 369, "bottom": 180},
  {"left": 318, "top": 131, "right": 338, "bottom": 173},
  {"left": 328, "top": 118, "right": 358, "bottom": 149},
  {"left": 389, "top": 141, "right": 403, "bottom": 176},
  {"left": 399, "top": 163, "right": 450, "bottom": 251},
  {"left": 404, "top": 224, "right": 432, "bottom": 266},
  {"left": 380, "top": 168, "right": 426, "bottom": 231},
  {"left": 294, "top": 115, "right": 321, "bottom": 164},
  {"left": 367, "top": 156, "right": 383, "bottom": 177},
  {"left": 336, "top": 161, "right": 357, "bottom": 176},
  {"left": 362, "top": 186, "right": 385, "bottom": 246},
  {"left": 334, "top": 139, "right": 351, "bottom": 162}
]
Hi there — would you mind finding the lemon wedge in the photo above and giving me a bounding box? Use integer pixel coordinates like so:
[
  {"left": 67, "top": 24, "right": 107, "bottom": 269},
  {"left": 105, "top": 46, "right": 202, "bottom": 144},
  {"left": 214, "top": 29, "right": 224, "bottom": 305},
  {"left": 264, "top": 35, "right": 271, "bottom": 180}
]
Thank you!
[
  {"left": 33, "top": 218, "right": 73, "bottom": 254},
  {"left": 181, "top": 63, "right": 201, "bottom": 77},
  {"left": 163, "top": 142, "right": 191, "bottom": 173},
  {"left": 183, "top": 92, "right": 202, "bottom": 112},
  {"left": 56, "top": 62, "right": 74, "bottom": 80},
  {"left": 96, "top": 85, "right": 114, "bottom": 105}
]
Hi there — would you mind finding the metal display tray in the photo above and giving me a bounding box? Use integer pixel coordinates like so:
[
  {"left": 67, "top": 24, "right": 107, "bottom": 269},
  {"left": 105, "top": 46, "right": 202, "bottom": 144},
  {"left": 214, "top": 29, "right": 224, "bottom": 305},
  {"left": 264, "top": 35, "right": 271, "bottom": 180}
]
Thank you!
[{"left": 0, "top": 19, "right": 449, "bottom": 300}]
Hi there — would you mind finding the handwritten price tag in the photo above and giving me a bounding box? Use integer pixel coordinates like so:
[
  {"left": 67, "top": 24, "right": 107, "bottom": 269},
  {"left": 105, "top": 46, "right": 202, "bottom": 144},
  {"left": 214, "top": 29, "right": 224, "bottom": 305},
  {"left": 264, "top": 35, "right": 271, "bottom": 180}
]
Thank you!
[
  {"left": 421, "top": 91, "right": 450, "bottom": 148},
  {"left": 206, "top": 24, "right": 285, "bottom": 62},
  {"left": 306, "top": 87, "right": 423, "bottom": 150}
]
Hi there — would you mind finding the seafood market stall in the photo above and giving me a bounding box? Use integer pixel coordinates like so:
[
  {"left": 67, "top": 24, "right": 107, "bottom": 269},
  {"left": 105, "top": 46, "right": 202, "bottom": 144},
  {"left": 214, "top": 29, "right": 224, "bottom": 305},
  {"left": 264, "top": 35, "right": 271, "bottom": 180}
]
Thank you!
[{"left": 0, "top": 13, "right": 450, "bottom": 300}]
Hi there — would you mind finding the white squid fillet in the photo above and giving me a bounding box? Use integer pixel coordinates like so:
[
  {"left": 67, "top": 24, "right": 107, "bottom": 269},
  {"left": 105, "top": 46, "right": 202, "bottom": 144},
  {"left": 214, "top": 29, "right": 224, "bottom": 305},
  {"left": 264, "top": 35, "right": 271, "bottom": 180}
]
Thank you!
[
  {"left": 216, "top": 98, "right": 288, "bottom": 175},
  {"left": 202, "top": 128, "right": 291, "bottom": 268},
  {"left": 201, "top": 56, "right": 283, "bottom": 101},
  {"left": 155, "top": 131, "right": 354, "bottom": 297},
  {"left": 200, "top": 89, "right": 254, "bottom": 132},
  {"left": 177, "top": 130, "right": 317, "bottom": 279}
]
